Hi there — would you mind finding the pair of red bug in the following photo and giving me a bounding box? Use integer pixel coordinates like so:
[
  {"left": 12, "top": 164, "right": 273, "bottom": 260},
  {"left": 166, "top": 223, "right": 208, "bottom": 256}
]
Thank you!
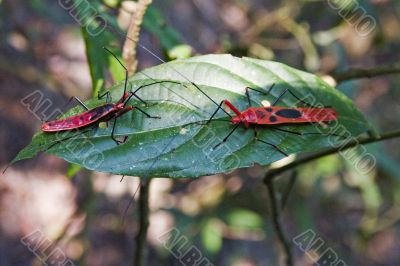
[{"left": 42, "top": 49, "right": 338, "bottom": 156}]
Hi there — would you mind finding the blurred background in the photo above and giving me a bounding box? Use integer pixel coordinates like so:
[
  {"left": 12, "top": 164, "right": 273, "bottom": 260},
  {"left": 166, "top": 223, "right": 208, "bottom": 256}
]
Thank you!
[{"left": 1, "top": 0, "right": 400, "bottom": 265}]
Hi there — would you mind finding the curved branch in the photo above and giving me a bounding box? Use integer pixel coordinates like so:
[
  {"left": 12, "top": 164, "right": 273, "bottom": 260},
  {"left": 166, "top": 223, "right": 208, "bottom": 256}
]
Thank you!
[
  {"left": 264, "top": 129, "right": 400, "bottom": 180},
  {"left": 332, "top": 64, "right": 400, "bottom": 83}
]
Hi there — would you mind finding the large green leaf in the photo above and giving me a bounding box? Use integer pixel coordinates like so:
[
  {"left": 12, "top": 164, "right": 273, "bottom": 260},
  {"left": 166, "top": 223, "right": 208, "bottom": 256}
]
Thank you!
[{"left": 12, "top": 55, "right": 371, "bottom": 178}]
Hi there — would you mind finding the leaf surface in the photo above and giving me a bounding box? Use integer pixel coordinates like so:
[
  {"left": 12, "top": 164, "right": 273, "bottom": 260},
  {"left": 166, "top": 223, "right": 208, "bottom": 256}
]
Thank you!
[{"left": 13, "top": 55, "right": 371, "bottom": 178}]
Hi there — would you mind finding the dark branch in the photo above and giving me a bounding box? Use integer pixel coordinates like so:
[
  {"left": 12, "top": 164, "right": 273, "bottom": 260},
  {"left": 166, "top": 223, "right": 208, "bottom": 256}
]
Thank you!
[
  {"left": 280, "top": 171, "right": 297, "bottom": 211},
  {"left": 265, "top": 178, "right": 294, "bottom": 266},
  {"left": 332, "top": 64, "right": 400, "bottom": 83},
  {"left": 264, "top": 129, "right": 400, "bottom": 181},
  {"left": 134, "top": 179, "right": 151, "bottom": 266}
]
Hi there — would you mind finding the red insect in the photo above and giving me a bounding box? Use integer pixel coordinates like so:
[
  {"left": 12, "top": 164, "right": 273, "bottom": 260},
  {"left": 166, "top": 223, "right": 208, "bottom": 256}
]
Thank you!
[
  {"left": 226, "top": 101, "right": 337, "bottom": 126},
  {"left": 198, "top": 85, "right": 339, "bottom": 155},
  {"left": 41, "top": 47, "right": 162, "bottom": 144}
]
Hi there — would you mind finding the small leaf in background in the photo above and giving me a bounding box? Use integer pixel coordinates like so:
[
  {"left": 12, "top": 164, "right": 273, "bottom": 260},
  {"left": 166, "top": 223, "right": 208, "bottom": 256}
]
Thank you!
[
  {"left": 167, "top": 44, "right": 193, "bottom": 60},
  {"left": 225, "top": 208, "right": 264, "bottom": 231},
  {"left": 74, "top": 1, "right": 125, "bottom": 96},
  {"left": 66, "top": 163, "right": 82, "bottom": 178},
  {"left": 143, "top": 6, "right": 190, "bottom": 58},
  {"left": 201, "top": 218, "right": 223, "bottom": 254},
  {"left": 11, "top": 55, "right": 372, "bottom": 178}
]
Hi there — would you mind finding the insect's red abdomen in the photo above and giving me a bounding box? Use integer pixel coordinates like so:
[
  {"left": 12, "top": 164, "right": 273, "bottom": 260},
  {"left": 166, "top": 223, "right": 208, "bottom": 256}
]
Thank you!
[
  {"left": 301, "top": 108, "right": 337, "bottom": 122},
  {"left": 241, "top": 106, "right": 337, "bottom": 125},
  {"left": 42, "top": 104, "right": 116, "bottom": 132}
]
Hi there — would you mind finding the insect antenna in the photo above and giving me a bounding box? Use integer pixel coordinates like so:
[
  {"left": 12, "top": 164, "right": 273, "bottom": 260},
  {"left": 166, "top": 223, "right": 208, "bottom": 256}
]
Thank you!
[
  {"left": 103, "top": 47, "right": 147, "bottom": 106},
  {"left": 105, "top": 24, "right": 232, "bottom": 117}
]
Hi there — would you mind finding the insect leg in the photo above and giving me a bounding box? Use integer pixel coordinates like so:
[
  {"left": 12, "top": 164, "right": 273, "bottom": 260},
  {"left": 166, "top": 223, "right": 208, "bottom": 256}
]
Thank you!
[
  {"left": 245, "top": 87, "right": 252, "bottom": 108},
  {"left": 244, "top": 84, "right": 276, "bottom": 106},
  {"left": 268, "top": 125, "right": 347, "bottom": 139},
  {"left": 245, "top": 83, "right": 276, "bottom": 97},
  {"left": 98, "top": 90, "right": 111, "bottom": 103},
  {"left": 272, "top": 88, "right": 320, "bottom": 108},
  {"left": 103, "top": 47, "right": 146, "bottom": 105},
  {"left": 206, "top": 100, "right": 226, "bottom": 125},
  {"left": 122, "top": 81, "right": 183, "bottom": 108},
  {"left": 251, "top": 126, "right": 288, "bottom": 156},
  {"left": 111, "top": 116, "right": 127, "bottom": 145},
  {"left": 134, "top": 107, "right": 161, "bottom": 119},
  {"left": 213, "top": 123, "right": 241, "bottom": 150},
  {"left": 65, "top": 96, "right": 89, "bottom": 110},
  {"left": 188, "top": 81, "right": 232, "bottom": 117},
  {"left": 44, "top": 96, "right": 90, "bottom": 122},
  {"left": 254, "top": 138, "right": 288, "bottom": 157}
]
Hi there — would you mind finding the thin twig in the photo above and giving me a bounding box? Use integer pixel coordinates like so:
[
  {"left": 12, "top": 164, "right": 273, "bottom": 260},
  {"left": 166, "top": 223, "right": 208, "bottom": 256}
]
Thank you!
[
  {"left": 265, "top": 178, "right": 294, "bottom": 266},
  {"left": 332, "top": 64, "right": 400, "bottom": 83},
  {"left": 264, "top": 129, "right": 400, "bottom": 181},
  {"left": 280, "top": 170, "right": 297, "bottom": 211},
  {"left": 134, "top": 178, "right": 151, "bottom": 266},
  {"left": 122, "top": 0, "right": 153, "bottom": 75}
]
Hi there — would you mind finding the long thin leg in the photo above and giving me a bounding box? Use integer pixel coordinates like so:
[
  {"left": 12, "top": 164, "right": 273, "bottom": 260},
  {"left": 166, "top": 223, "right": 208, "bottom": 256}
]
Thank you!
[
  {"left": 268, "top": 125, "right": 346, "bottom": 139},
  {"left": 254, "top": 138, "right": 288, "bottom": 157},
  {"left": 134, "top": 107, "right": 161, "bottom": 119},
  {"left": 272, "top": 88, "right": 288, "bottom": 106},
  {"left": 65, "top": 96, "right": 89, "bottom": 110},
  {"left": 245, "top": 87, "right": 252, "bottom": 108},
  {"left": 245, "top": 84, "right": 276, "bottom": 107},
  {"left": 272, "top": 88, "right": 319, "bottom": 107},
  {"left": 125, "top": 83, "right": 146, "bottom": 106},
  {"left": 103, "top": 47, "right": 128, "bottom": 94},
  {"left": 252, "top": 127, "right": 288, "bottom": 157},
  {"left": 44, "top": 96, "right": 90, "bottom": 122},
  {"left": 248, "top": 84, "right": 319, "bottom": 107},
  {"left": 103, "top": 47, "right": 146, "bottom": 105},
  {"left": 109, "top": 106, "right": 160, "bottom": 145},
  {"left": 98, "top": 90, "right": 111, "bottom": 103},
  {"left": 207, "top": 100, "right": 226, "bottom": 124},
  {"left": 246, "top": 83, "right": 276, "bottom": 96},
  {"left": 111, "top": 116, "right": 127, "bottom": 145},
  {"left": 188, "top": 81, "right": 232, "bottom": 117},
  {"left": 213, "top": 123, "right": 241, "bottom": 150},
  {"left": 123, "top": 81, "right": 182, "bottom": 107},
  {"left": 123, "top": 81, "right": 191, "bottom": 107}
]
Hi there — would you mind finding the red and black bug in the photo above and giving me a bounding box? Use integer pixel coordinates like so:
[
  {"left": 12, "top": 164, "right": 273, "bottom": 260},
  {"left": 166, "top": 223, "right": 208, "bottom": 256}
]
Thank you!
[
  {"left": 41, "top": 47, "right": 175, "bottom": 145},
  {"left": 194, "top": 84, "right": 340, "bottom": 156}
]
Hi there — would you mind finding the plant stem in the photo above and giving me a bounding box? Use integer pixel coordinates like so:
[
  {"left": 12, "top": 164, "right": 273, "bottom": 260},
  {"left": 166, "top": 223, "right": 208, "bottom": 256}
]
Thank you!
[
  {"left": 280, "top": 170, "right": 297, "bottom": 211},
  {"left": 134, "top": 178, "right": 151, "bottom": 266},
  {"left": 265, "top": 178, "right": 293, "bottom": 266},
  {"left": 332, "top": 64, "right": 400, "bottom": 83},
  {"left": 123, "top": 0, "right": 153, "bottom": 75},
  {"left": 264, "top": 129, "right": 400, "bottom": 180}
]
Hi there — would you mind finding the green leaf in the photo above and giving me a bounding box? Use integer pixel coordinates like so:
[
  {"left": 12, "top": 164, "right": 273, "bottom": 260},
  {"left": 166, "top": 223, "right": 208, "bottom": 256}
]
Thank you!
[
  {"left": 224, "top": 209, "right": 264, "bottom": 230},
  {"left": 66, "top": 163, "right": 82, "bottom": 178},
  {"left": 12, "top": 55, "right": 371, "bottom": 178},
  {"left": 201, "top": 218, "right": 223, "bottom": 254},
  {"left": 82, "top": 29, "right": 125, "bottom": 96},
  {"left": 143, "top": 6, "right": 185, "bottom": 53}
]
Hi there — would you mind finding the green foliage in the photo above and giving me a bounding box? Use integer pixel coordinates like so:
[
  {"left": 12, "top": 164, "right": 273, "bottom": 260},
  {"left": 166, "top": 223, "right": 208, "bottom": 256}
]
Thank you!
[
  {"left": 201, "top": 218, "right": 223, "bottom": 254},
  {"left": 12, "top": 55, "right": 371, "bottom": 178},
  {"left": 225, "top": 208, "right": 264, "bottom": 230},
  {"left": 143, "top": 6, "right": 185, "bottom": 52}
]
